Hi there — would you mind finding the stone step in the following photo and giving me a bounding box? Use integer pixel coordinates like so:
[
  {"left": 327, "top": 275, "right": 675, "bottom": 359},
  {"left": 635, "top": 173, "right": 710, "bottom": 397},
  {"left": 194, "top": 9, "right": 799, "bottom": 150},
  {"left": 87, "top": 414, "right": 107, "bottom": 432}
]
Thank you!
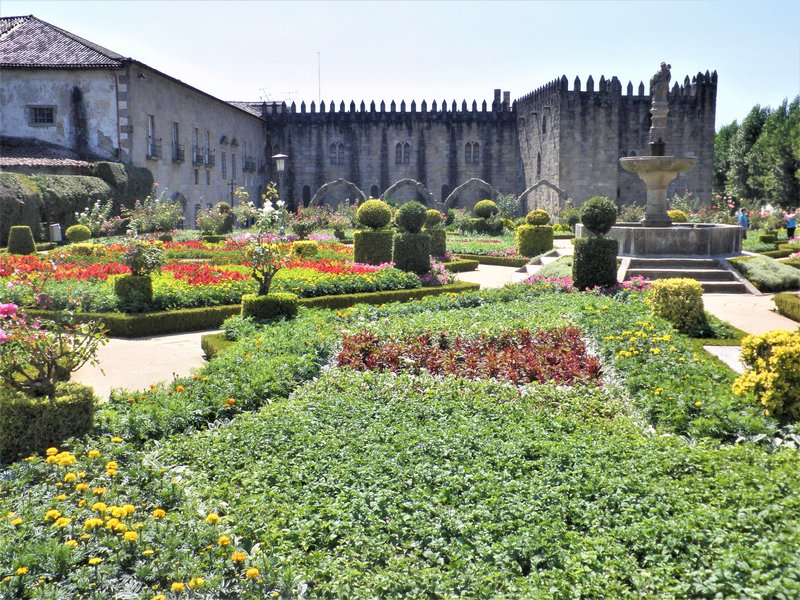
[
  {"left": 626, "top": 268, "right": 738, "bottom": 282},
  {"left": 628, "top": 257, "right": 720, "bottom": 269},
  {"left": 696, "top": 281, "right": 749, "bottom": 294}
]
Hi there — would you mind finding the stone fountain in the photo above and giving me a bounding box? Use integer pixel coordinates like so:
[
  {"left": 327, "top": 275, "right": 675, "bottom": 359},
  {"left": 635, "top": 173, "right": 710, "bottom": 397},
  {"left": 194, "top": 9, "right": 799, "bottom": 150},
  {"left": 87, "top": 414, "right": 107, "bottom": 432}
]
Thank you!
[{"left": 598, "top": 63, "right": 741, "bottom": 256}]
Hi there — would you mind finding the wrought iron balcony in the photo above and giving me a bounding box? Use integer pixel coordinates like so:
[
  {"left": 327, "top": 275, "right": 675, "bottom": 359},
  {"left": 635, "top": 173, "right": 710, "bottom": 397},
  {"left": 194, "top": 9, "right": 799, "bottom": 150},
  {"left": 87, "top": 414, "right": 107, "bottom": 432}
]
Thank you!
[
  {"left": 204, "top": 148, "right": 216, "bottom": 168},
  {"left": 146, "top": 137, "right": 162, "bottom": 159},
  {"left": 192, "top": 145, "right": 205, "bottom": 166},
  {"left": 242, "top": 156, "right": 257, "bottom": 172},
  {"left": 172, "top": 143, "right": 185, "bottom": 163}
]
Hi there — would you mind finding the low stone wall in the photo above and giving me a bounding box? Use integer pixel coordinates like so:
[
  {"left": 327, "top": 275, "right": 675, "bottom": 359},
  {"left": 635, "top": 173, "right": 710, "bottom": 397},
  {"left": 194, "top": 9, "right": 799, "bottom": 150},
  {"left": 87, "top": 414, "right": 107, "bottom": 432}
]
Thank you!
[{"left": 576, "top": 222, "right": 742, "bottom": 257}]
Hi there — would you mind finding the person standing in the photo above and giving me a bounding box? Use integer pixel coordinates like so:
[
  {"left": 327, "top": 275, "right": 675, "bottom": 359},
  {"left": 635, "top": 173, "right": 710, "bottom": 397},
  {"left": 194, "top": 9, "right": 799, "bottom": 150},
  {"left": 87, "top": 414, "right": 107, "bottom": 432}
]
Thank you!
[
  {"left": 783, "top": 208, "right": 797, "bottom": 240},
  {"left": 737, "top": 208, "right": 749, "bottom": 239}
]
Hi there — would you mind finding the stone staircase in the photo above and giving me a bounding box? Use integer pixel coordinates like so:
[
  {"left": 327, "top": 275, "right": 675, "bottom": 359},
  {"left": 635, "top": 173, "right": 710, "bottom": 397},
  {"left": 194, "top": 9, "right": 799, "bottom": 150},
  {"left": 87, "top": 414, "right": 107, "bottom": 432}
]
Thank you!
[
  {"left": 623, "top": 257, "right": 750, "bottom": 294},
  {"left": 512, "top": 247, "right": 571, "bottom": 282}
]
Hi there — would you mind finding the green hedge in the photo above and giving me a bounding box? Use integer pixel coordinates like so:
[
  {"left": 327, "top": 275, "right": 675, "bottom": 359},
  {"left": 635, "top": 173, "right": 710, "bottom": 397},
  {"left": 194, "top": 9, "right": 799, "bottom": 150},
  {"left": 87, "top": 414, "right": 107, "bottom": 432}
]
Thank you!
[
  {"left": 516, "top": 224, "right": 554, "bottom": 257},
  {"left": 31, "top": 174, "right": 113, "bottom": 228},
  {"left": 454, "top": 253, "right": 529, "bottom": 268},
  {"left": 428, "top": 228, "right": 447, "bottom": 257},
  {"left": 759, "top": 248, "right": 797, "bottom": 259},
  {"left": 6, "top": 225, "right": 36, "bottom": 255},
  {"left": 393, "top": 231, "right": 431, "bottom": 275},
  {"left": 298, "top": 281, "right": 480, "bottom": 310},
  {"left": 201, "top": 234, "right": 228, "bottom": 244},
  {"left": 0, "top": 172, "right": 42, "bottom": 245},
  {"left": 113, "top": 274, "right": 154, "bottom": 311},
  {"left": 353, "top": 229, "right": 393, "bottom": 265},
  {"left": 442, "top": 258, "right": 479, "bottom": 273},
  {"left": 92, "top": 161, "right": 154, "bottom": 210},
  {"left": 241, "top": 292, "right": 299, "bottom": 320},
  {"left": 0, "top": 382, "right": 96, "bottom": 462},
  {"left": 774, "top": 293, "right": 800, "bottom": 322},
  {"left": 200, "top": 333, "right": 233, "bottom": 359},
  {"left": 573, "top": 236, "right": 618, "bottom": 289}
]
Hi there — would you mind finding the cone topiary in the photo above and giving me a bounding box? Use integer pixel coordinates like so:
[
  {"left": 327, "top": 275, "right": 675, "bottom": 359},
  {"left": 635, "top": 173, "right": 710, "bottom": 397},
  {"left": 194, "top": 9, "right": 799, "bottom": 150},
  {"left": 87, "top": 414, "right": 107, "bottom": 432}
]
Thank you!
[
  {"left": 7, "top": 225, "right": 36, "bottom": 255},
  {"left": 357, "top": 199, "right": 392, "bottom": 230}
]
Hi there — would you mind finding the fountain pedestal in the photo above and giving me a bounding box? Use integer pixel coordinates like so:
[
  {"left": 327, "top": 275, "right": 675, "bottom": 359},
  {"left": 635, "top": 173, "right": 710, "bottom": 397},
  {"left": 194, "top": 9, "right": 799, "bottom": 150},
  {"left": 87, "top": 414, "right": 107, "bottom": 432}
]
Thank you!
[{"left": 620, "top": 155, "right": 695, "bottom": 227}]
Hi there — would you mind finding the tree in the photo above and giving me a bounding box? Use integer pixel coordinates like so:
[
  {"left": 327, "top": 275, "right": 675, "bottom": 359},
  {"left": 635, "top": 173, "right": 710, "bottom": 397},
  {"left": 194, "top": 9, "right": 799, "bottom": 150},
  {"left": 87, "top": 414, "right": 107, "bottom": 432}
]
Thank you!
[
  {"left": 725, "top": 105, "right": 770, "bottom": 202},
  {"left": 750, "top": 97, "right": 800, "bottom": 208},
  {"left": 713, "top": 121, "right": 738, "bottom": 193}
]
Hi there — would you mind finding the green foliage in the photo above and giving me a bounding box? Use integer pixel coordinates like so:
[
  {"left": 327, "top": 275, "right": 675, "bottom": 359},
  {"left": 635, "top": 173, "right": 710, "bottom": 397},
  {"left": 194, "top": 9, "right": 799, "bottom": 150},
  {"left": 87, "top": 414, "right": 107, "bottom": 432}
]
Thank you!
[
  {"left": 441, "top": 258, "right": 479, "bottom": 273},
  {"left": 774, "top": 292, "right": 800, "bottom": 322},
  {"left": 581, "top": 196, "right": 617, "bottom": 236},
  {"left": 617, "top": 203, "right": 645, "bottom": 223},
  {"left": 0, "top": 382, "right": 95, "bottom": 461},
  {"left": 0, "top": 172, "right": 41, "bottom": 245},
  {"left": 200, "top": 332, "right": 232, "bottom": 359},
  {"left": 573, "top": 237, "right": 617, "bottom": 289},
  {"left": 473, "top": 199, "right": 499, "bottom": 219},
  {"left": 558, "top": 205, "right": 582, "bottom": 230},
  {"left": 64, "top": 224, "right": 92, "bottom": 243},
  {"left": 536, "top": 255, "right": 573, "bottom": 279},
  {"left": 525, "top": 209, "right": 550, "bottom": 226},
  {"left": 494, "top": 193, "right": 519, "bottom": 220},
  {"left": 200, "top": 234, "right": 227, "bottom": 244},
  {"left": 667, "top": 209, "right": 688, "bottom": 223},
  {"left": 356, "top": 199, "right": 392, "bottom": 230},
  {"left": 113, "top": 275, "right": 154, "bottom": 312},
  {"left": 393, "top": 232, "right": 431, "bottom": 275},
  {"left": 516, "top": 224, "right": 554, "bottom": 257},
  {"left": 121, "top": 187, "right": 183, "bottom": 233},
  {"left": 121, "top": 241, "right": 165, "bottom": 276},
  {"left": 428, "top": 228, "right": 447, "bottom": 257},
  {"left": 353, "top": 229, "right": 393, "bottom": 265},
  {"left": 469, "top": 217, "right": 506, "bottom": 235},
  {"left": 241, "top": 292, "right": 299, "bottom": 320},
  {"left": 291, "top": 240, "right": 319, "bottom": 258},
  {"left": 7, "top": 225, "right": 36, "bottom": 255},
  {"left": 195, "top": 206, "right": 228, "bottom": 236},
  {"left": 31, "top": 174, "right": 113, "bottom": 228},
  {"left": 734, "top": 330, "right": 800, "bottom": 421},
  {"left": 454, "top": 253, "right": 529, "bottom": 267},
  {"left": 759, "top": 233, "right": 778, "bottom": 244},
  {"left": 91, "top": 161, "right": 154, "bottom": 209},
  {"left": 730, "top": 255, "right": 800, "bottom": 291},
  {"left": 395, "top": 201, "right": 428, "bottom": 233},
  {"left": 648, "top": 279, "right": 708, "bottom": 336},
  {"left": 424, "top": 209, "right": 443, "bottom": 229}
]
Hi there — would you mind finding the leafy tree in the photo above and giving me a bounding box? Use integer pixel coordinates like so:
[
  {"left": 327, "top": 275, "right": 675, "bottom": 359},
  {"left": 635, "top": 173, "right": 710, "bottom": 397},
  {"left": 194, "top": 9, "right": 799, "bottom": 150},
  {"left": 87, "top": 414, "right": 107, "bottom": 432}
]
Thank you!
[
  {"left": 713, "top": 121, "right": 738, "bottom": 193},
  {"left": 750, "top": 97, "right": 800, "bottom": 208},
  {"left": 725, "top": 105, "right": 770, "bottom": 202}
]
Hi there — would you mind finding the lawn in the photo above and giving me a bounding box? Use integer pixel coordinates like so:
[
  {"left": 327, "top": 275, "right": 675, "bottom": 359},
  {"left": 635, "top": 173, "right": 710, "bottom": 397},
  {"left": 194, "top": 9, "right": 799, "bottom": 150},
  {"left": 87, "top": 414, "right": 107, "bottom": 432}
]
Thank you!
[{"left": 2, "top": 283, "right": 799, "bottom": 598}]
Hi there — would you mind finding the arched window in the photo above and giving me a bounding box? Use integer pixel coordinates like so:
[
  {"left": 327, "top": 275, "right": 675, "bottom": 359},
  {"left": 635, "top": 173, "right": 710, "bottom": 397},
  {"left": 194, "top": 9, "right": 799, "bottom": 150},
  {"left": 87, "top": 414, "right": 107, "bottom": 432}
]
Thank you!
[
  {"left": 536, "top": 152, "right": 542, "bottom": 178},
  {"left": 370, "top": 185, "right": 380, "bottom": 198},
  {"left": 472, "top": 142, "right": 480, "bottom": 163},
  {"left": 395, "top": 143, "right": 403, "bottom": 165},
  {"left": 465, "top": 143, "right": 472, "bottom": 164},
  {"left": 302, "top": 185, "right": 311, "bottom": 205},
  {"left": 330, "top": 144, "right": 338, "bottom": 165},
  {"left": 403, "top": 143, "right": 411, "bottom": 164},
  {"left": 542, "top": 115, "right": 547, "bottom": 134},
  {"left": 337, "top": 143, "right": 345, "bottom": 165}
]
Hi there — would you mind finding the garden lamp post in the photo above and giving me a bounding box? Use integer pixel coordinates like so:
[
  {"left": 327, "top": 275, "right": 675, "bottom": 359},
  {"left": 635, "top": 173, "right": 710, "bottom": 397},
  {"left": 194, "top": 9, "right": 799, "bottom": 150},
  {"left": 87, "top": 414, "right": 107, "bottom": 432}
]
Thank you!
[{"left": 272, "top": 153, "right": 288, "bottom": 235}]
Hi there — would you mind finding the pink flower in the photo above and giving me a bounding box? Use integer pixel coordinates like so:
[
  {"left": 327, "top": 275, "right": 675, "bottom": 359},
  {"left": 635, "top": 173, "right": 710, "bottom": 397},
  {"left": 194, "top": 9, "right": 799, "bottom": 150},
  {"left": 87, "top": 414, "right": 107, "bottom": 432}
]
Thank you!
[
  {"left": 0, "top": 329, "right": 8, "bottom": 344},
  {"left": 0, "top": 303, "right": 18, "bottom": 318}
]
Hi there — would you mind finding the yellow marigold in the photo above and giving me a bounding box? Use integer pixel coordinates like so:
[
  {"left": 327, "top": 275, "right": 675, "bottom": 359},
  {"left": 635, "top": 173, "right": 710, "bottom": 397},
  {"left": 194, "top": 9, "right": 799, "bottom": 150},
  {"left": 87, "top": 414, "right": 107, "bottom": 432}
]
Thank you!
[
  {"left": 123, "top": 531, "right": 138, "bottom": 542},
  {"left": 175, "top": 385, "right": 185, "bottom": 392},
  {"left": 106, "top": 470, "right": 117, "bottom": 477},
  {"left": 170, "top": 582, "right": 185, "bottom": 592},
  {"left": 65, "top": 539, "right": 78, "bottom": 548},
  {"left": 204, "top": 513, "right": 220, "bottom": 525},
  {"left": 143, "top": 549, "right": 155, "bottom": 556},
  {"left": 88, "top": 557, "right": 103, "bottom": 566},
  {"left": 24, "top": 456, "right": 36, "bottom": 462},
  {"left": 110, "top": 437, "right": 123, "bottom": 444},
  {"left": 151, "top": 595, "right": 166, "bottom": 600},
  {"left": 110, "top": 506, "right": 125, "bottom": 518},
  {"left": 152, "top": 508, "right": 166, "bottom": 519},
  {"left": 46, "top": 456, "right": 58, "bottom": 465},
  {"left": 231, "top": 551, "right": 247, "bottom": 563},
  {"left": 15, "top": 567, "right": 28, "bottom": 576},
  {"left": 76, "top": 483, "right": 89, "bottom": 492},
  {"left": 695, "top": 401, "right": 703, "bottom": 407},
  {"left": 92, "top": 487, "right": 107, "bottom": 496},
  {"left": 105, "top": 461, "right": 118, "bottom": 470},
  {"left": 218, "top": 535, "right": 230, "bottom": 546},
  {"left": 225, "top": 398, "right": 236, "bottom": 407},
  {"left": 10, "top": 518, "right": 22, "bottom": 526},
  {"left": 56, "top": 453, "right": 76, "bottom": 467},
  {"left": 245, "top": 567, "right": 260, "bottom": 580},
  {"left": 83, "top": 517, "right": 104, "bottom": 530},
  {"left": 44, "top": 510, "right": 61, "bottom": 521},
  {"left": 87, "top": 450, "right": 101, "bottom": 459},
  {"left": 127, "top": 397, "right": 135, "bottom": 404},
  {"left": 91, "top": 502, "right": 107, "bottom": 513},
  {"left": 78, "top": 499, "right": 86, "bottom": 507},
  {"left": 188, "top": 577, "right": 205, "bottom": 590},
  {"left": 54, "top": 494, "right": 67, "bottom": 501},
  {"left": 122, "top": 504, "right": 136, "bottom": 516},
  {"left": 64, "top": 473, "right": 76, "bottom": 483},
  {"left": 46, "top": 447, "right": 58, "bottom": 456},
  {"left": 80, "top": 534, "right": 90, "bottom": 540},
  {"left": 53, "top": 517, "right": 71, "bottom": 528}
]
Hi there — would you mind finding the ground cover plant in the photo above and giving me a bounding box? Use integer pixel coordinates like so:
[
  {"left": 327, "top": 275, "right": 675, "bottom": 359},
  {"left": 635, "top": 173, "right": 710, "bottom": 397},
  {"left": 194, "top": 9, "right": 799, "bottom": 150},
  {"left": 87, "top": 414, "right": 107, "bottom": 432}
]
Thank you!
[
  {"left": 2, "top": 284, "right": 800, "bottom": 597},
  {"left": 446, "top": 234, "right": 521, "bottom": 257}
]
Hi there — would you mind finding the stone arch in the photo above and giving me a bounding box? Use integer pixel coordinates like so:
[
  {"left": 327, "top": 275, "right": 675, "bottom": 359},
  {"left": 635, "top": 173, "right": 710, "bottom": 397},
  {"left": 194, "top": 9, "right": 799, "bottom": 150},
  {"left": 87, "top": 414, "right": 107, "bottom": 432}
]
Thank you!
[
  {"left": 443, "top": 178, "right": 495, "bottom": 213},
  {"left": 310, "top": 178, "right": 366, "bottom": 208},
  {"left": 380, "top": 178, "right": 434, "bottom": 206},
  {"left": 518, "top": 179, "right": 570, "bottom": 214}
]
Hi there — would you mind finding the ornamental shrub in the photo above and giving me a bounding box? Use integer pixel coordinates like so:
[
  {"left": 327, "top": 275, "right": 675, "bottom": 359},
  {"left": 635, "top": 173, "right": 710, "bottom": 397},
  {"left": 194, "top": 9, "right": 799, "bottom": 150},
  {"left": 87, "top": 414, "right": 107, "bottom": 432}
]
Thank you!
[
  {"left": 216, "top": 202, "right": 235, "bottom": 234},
  {"left": 122, "top": 241, "right": 165, "bottom": 276},
  {"left": 393, "top": 232, "right": 431, "bottom": 275},
  {"left": 647, "top": 278, "right": 707, "bottom": 335},
  {"left": 730, "top": 255, "right": 800, "bottom": 292},
  {"left": 396, "top": 201, "right": 428, "bottom": 234},
  {"left": 471, "top": 217, "right": 505, "bottom": 236},
  {"left": 7, "top": 225, "right": 37, "bottom": 254},
  {"left": 733, "top": 330, "right": 800, "bottom": 421},
  {"left": 114, "top": 274, "right": 154, "bottom": 311},
  {"left": 559, "top": 206, "right": 582, "bottom": 230},
  {"left": 65, "top": 224, "right": 92, "bottom": 243},
  {"left": 354, "top": 230, "right": 393, "bottom": 265},
  {"left": 428, "top": 228, "right": 447, "bottom": 258},
  {"left": 425, "top": 209, "right": 443, "bottom": 229},
  {"left": 516, "top": 224, "right": 554, "bottom": 257},
  {"left": 572, "top": 237, "right": 618, "bottom": 289},
  {"left": 0, "top": 382, "right": 96, "bottom": 461},
  {"left": 759, "top": 233, "right": 777, "bottom": 244},
  {"left": 291, "top": 240, "right": 319, "bottom": 258},
  {"left": 581, "top": 196, "right": 617, "bottom": 236},
  {"left": 526, "top": 209, "right": 550, "bottom": 226},
  {"left": 668, "top": 209, "right": 688, "bottom": 223},
  {"left": 474, "top": 200, "right": 499, "bottom": 219},
  {"left": 357, "top": 199, "right": 392, "bottom": 230},
  {"left": 241, "top": 292, "right": 298, "bottom": 320},
  {"left": 774, "top": 292, "right": 800, "bottom": 322}
]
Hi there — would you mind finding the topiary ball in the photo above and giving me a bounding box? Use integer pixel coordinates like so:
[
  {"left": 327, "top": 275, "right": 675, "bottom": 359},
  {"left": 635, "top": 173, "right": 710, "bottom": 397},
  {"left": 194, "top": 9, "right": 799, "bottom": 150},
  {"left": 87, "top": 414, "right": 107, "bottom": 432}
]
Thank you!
[
  {"left": 474, "top": 200, "right": 499, "bottom": 219},
  {"left": 65, "top": 224, "right": 92, "bottom": 243},
  {"left": 667, "top": 209, "right": 688, "bottom": 223},
  {"left": 424, "top": 209, "right": 443, "bottom": 229},
  {"left": 581, "top": 196, "right": 618, "bottom": 236},
  {"left": 357, "top": 199, "right": 393, "bottom": 230},
  {"left": 526, "top": 209, "right": 550, "bottom": 226},
  {"left": 395, "top": 201, "right": 428, "bottom": 234}
]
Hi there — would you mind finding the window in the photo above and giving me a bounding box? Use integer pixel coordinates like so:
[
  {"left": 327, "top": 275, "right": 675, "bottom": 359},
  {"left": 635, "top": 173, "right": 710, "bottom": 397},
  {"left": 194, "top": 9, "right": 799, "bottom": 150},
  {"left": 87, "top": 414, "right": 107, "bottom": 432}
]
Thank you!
[
  {"left": 29, "top": 106, "right": 55, "bottom": 126},
  {"left": 330, "top": 144, "right": 338, "bottom": 165},
  {"left": 542, "top": 115, "right": 547, "bottom": 134},
  {"left": 330, "top": 143, "right": 345, "bottom": 165},
  {"left": 403, "top": 143, "right": 410, "bottom": 164},
  {"left": 171, "top": 121, "right": 184, "bottom": 162},
  {"left": 194, "top": 169, "right": 199, "bottom": 185},
  {"left": 146, "top": 115, "right": 160, "bottom": 158},
  {"left": 232, "top": 154, "right": 237, "bottom": 182},
  {"left": 303, "top": 186, "right": 311, "bottom": 205},
  {"left": 221, "top": 151, "right": 227, "bottom": 179},
  {"left": 536, "top": 152, "right": 542, "bottom": 178},
  {"left": 465, "top": 142, "right": 480, "bottom": 165},
  {"left": 206, "top": 170, "right": 211, "bottom": 186},
  {"left": 395, "top": 142, "right": 410, "bottom": 165},
  {"left": 338, "top": 143, "right": 345, "bottom": 165}
]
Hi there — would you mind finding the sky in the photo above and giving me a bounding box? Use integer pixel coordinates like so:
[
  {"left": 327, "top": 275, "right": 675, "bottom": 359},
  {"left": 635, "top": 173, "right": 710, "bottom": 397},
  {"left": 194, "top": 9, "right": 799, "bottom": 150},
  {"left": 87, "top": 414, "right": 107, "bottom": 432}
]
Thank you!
[{"left": 4, "top": 0, "right": 799, "bottom": 129}]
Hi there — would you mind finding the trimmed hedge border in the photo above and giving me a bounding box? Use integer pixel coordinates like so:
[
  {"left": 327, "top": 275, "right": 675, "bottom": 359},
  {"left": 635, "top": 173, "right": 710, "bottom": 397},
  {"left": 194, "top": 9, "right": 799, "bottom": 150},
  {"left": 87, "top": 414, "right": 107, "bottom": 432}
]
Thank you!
[
  {"left": 442, "top": 258, "right": 479, "bottom": 273},
  {"left": 774, "top": 292, "right": 800, "bottom": 322},
  {"left": 201, "top": 332, "right": 232, "bottom": 359},
  {"left": 454, "top": 253, "right": 529, "bottom": 268},
  {"left": 26, "top": 281, "right": 481, "bottom": 337},
  {"left": 759, "top": 248, "right": 796, "bottom": 259}
]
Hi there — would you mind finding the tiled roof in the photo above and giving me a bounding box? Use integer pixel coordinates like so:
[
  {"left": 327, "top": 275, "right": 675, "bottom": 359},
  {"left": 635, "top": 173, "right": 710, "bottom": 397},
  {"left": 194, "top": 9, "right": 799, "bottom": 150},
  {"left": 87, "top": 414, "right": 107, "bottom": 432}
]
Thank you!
[
  {"left": 227, "top": 101, "right": 264, "bottom": 117},
  {"left": 0, "top": 15, "right": 127, "bottom": 68}
]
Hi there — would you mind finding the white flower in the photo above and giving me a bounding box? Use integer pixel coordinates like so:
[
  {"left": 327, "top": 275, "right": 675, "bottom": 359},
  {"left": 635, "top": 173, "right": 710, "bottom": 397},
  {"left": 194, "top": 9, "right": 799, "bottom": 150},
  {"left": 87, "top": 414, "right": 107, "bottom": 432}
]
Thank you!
[{"left": 276, "top": 200, "right": 286, "bottom": 208}]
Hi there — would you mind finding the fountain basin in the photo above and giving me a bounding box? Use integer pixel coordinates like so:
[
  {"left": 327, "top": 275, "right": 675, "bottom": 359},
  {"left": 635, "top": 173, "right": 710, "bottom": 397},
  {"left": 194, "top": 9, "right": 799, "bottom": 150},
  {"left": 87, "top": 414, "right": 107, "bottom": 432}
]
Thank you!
[{"left": 576, "top": 222, "right": 742, "bottom": 257}]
